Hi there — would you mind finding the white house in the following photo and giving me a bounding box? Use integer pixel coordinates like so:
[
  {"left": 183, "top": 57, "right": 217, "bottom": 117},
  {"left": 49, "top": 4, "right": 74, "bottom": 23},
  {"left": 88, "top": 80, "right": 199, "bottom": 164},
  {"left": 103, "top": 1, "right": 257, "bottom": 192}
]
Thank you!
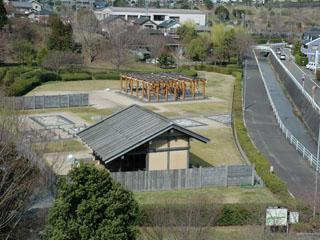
[{"left": 94, "top": 7, "right": 206, "bottom": 26}]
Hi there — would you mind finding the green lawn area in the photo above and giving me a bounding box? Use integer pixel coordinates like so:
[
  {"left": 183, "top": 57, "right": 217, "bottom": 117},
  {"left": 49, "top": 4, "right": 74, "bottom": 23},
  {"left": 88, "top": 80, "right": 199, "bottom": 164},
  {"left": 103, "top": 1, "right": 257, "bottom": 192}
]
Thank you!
[
  {"left": 135, "top": 187, "right": 280, "bottom": 206},
  {"left": 34, "top": 139, "right": 88, "bottom": 153},
  {"left": 162, "top": 71, "right": 234, "bottom": 117},
  {"left": 139, "top": 225, "right": 295, "bottom": 240},
  {"left": 190, "top": 128, "right": 243, "bottom": 167},
  {"left": 27, "top": 80, "right": 120, "bottom": 94}
]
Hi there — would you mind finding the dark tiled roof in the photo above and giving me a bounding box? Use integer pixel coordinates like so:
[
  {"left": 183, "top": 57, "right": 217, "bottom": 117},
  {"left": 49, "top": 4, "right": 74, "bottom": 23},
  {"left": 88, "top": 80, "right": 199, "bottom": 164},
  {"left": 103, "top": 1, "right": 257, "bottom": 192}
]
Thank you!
[
  {"left": 134, "top": 17, "right": 156, "bottom": 26},
  {"left": 158, "top": 19, "right": 179, "bottom": 28},
  {"left": 78, "top": 105, "right": 209, "bottom": 163},
  {"left": 101, "top": 15, "right": 126, "bottom": 24}
]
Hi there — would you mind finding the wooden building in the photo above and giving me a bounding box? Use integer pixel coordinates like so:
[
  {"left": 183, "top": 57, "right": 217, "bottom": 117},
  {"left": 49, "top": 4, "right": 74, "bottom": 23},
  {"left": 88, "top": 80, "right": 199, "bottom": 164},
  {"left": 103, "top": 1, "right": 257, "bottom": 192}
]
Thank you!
[
  {"left": 78, "top": 105, "right": 209, "bottom": 172},
  {"left": 120, "top": 72, "right": 207, "bottom": 102}
]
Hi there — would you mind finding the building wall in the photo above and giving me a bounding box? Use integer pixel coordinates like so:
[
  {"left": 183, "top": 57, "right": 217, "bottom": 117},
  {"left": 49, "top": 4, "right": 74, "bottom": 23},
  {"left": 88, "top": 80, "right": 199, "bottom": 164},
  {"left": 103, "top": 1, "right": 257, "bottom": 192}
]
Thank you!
[
  {"left": 95, "top": 9, "right": 206, "bottom": 25},
  {"left": 147, "top": 135, "right": 189, "bottom": 171}
]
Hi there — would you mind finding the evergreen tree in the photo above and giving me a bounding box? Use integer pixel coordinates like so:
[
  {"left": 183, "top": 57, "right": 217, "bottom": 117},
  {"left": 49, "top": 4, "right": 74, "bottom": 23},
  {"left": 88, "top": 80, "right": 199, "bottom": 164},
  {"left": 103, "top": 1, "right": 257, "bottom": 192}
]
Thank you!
[
  {"left": 46, "top": 163, "right": 140, "bottom": 240},
  {"left": 48, "top": 15, "right": 73, "bottom": 51},
  {"left": 0, "top": 0, "right": 7, "bottom": 30}
]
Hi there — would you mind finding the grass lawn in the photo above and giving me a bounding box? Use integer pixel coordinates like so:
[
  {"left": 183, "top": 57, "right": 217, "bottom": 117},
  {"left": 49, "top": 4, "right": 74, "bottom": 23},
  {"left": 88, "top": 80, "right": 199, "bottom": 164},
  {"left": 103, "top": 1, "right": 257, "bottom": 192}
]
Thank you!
[
  {"left": 190, "top": 128, "right": 243, "bottom": 167},
  {"left": 34, "top": 139, "right": 88, "bottom": 153},
  {"left": 27, "top": 80, "right": 120, "bottom": 94},
  {"left": 135, "top": 187, "right": 280, "bottom": 206},
  {"left": 139, "top": 225, "right": 296, "bottom": 240},
  {"left": 162, "top": 71, "right": 234, "bottom": 117}
]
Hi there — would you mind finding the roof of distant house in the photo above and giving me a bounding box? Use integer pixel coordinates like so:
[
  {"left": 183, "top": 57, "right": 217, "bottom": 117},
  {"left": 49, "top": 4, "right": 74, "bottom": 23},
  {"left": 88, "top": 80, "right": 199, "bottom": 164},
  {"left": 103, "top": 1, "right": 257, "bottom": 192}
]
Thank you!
[
  {"left": 158, "top": 19, "right": 180, "bottom": 28},
  {"left": 134, "top": 17, "right": 156, "bottom": 25},
  {"left": 306, "top": 37, "right": 320, "bottom": 46},
  {"left": 98, "top": 6, "right": 204, "bottom": 14},
  {"left": 101, "top": 15, "right": 127, "bottom": 24},
  {"left": 11, "top": 1, "right": 33, "bottom": 9},
  {"left": 78, "top": 105, "right": 209, "bottom": 163}
]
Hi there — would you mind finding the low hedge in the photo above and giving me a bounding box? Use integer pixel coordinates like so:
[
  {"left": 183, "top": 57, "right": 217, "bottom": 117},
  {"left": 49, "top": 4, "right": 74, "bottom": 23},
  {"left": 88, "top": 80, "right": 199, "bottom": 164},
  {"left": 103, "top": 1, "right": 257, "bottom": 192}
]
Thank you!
[
  {"left": 93, "top": 72, "right": 120, "bottom": 80},
  {"left": 0, "top": 67, "right": 7, "bottom": 82},
  {"left": 60, "top": 72, "right": 92, "bottom": 81},
  {"left": 6, "top": 71, "right": 61, "bottom": 96}
]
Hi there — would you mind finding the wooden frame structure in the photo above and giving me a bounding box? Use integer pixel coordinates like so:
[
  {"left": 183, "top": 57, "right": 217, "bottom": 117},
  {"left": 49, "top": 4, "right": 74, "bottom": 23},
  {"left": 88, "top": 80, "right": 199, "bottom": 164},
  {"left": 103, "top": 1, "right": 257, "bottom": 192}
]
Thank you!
[{"left": 120, "top": 72, "right": 207, "bottom": 102}]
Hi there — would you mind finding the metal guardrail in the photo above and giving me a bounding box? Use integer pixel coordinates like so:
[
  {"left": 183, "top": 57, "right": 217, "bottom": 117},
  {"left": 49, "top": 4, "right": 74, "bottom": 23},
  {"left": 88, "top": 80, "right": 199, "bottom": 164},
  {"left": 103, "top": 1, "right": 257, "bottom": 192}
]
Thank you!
[{"left": 252, "top": 49, "right": 319, "bottom": 170}]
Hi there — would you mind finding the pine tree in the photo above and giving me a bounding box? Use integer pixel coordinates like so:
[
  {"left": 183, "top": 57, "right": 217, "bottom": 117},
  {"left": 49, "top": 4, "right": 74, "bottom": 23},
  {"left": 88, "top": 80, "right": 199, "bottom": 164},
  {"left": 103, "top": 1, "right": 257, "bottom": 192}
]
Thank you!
[
  {"left": 48, "top": 15, "right": 73, "bottom": 51},
  {"left": 0, "top": 0, "right": 8, "bottom": 30},
  {"left": 46, "top": 163, "right": 140, "bottom": 240}
]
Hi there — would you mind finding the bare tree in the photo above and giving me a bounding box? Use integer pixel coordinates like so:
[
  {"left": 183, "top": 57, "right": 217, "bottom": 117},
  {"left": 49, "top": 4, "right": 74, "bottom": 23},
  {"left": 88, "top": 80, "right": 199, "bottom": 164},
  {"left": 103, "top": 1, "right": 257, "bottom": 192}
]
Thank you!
[
  {"left": 147, "top": 34, "right": 166, "bottom": 70},
  {"left": 0, "top": 95, "right": 55, "bottom": 239},
  {"left": 102, "top": 25, "right": 135, "bottom": 71},
  {"left": 42, "top": 51, "right": 83, "bottom": 72},
  {"left": 0, "top": 31, "right": 8, "bottom": 63},
  {"left": 72, "top": 9, "right": 102, "bottom": 63},
  {"left": 141, "top": 197, "right": 219, "bottom": 240},
  {"left": 233, "top": 27, "right": 254, "bottom": 65}
]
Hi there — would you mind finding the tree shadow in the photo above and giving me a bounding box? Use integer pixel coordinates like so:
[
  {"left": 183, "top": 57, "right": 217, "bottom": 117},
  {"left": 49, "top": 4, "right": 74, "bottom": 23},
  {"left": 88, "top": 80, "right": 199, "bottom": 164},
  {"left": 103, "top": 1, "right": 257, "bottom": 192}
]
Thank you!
[{"left": 189, "top": 152, "right": 213, "bottom": 168}]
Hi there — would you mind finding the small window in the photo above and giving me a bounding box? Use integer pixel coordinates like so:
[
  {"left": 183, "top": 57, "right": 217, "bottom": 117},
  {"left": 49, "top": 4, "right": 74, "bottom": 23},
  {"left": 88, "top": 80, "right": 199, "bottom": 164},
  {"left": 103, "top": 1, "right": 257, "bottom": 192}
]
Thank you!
[
  {"left": 140, "top": 15, "right": 150, "bottom": 19},
  {"left": 153, "top": 15, "right": 165, "bottom": 21},
  {"left": 169, "top": 16, "right": 179, "bottom": 22}
]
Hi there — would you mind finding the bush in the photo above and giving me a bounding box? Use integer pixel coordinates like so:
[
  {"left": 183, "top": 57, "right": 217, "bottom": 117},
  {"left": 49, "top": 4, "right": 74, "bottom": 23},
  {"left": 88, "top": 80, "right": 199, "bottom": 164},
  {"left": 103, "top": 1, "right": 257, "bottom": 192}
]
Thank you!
[
  {"left": 93, "top": 72, "right": 120, "bottom": 80},
  {"left": 60, "top": 72, "right": 92, "bottom": 81},
  {"left": 295, "top": 54, "right": 308, "bottom": 66},
  {"left": 0, "top": 67, "right": 7, "bottom": 81},
  {"left": 176, "top": 66, "right": 198, "bottom": 77}
]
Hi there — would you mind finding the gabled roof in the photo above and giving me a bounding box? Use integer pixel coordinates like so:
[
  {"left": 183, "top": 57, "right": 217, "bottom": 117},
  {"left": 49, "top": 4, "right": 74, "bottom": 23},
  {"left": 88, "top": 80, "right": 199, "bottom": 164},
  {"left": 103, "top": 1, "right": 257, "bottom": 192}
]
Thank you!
[
  {"left": 306, "top": 37, "right": 320, "bottom": 46},
  {"left": 158, "top": 19, "right": 180, "bottom": 28},
  {"left": 134, "top": 17, "right": 157, "bottom": 26},
  {"left": 78, "top": 105, "right": 209, "bottom": 164}
]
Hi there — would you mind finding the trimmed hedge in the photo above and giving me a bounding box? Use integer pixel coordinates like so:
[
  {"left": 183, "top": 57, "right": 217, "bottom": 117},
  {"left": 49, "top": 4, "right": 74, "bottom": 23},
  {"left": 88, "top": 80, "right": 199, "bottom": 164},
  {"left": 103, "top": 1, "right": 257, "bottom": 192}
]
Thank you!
[
  {"left": 93, "top": 72, "right": 120, "bottom": 80},
  {"left": 60, "top": 72, "right": 92, "bottom": 81},
  {"left": 6, "top": 71, "right": 61, "bottom": 96}
]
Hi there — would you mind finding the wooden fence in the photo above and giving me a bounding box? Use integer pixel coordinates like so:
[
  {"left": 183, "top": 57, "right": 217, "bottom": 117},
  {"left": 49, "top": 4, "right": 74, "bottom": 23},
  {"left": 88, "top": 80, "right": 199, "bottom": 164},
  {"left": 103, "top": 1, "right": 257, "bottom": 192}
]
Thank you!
[{"left": 110, "top": 165, "right": 258, "bottom": 192}]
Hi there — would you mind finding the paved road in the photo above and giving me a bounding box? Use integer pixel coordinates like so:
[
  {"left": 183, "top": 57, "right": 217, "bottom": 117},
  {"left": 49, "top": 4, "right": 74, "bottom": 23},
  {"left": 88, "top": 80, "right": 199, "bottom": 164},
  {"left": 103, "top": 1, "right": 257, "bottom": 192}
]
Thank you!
[
  {"left": 280, "top": 48, "right": 320, "bottom": 105},
  {"left": 256, "top": 56, "right": 317, "bottom": 155},
  {"left": 244, "top": 52, "right": 318, "bottom": 206}
]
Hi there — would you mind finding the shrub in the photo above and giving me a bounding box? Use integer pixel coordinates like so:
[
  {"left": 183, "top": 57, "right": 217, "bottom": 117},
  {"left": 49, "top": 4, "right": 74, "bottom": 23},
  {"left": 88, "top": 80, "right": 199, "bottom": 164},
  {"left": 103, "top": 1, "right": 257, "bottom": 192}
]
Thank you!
[
  {"left": 60, "top": 72, "right": 92, "bottom": 81},
  {"left": 295, "top": 54, "right": 308, "bottom": 66},
  {"left": 216, "top": 204, "right": 253, "bottom": 225},
  {"left": 38, "top": 71, "right": 61, "bottom": 82},
  {"left": 0, "top": 67, "right": 7, "bottom": 81},
  {"left": 93, "top": 72, "right": 120, "bottom": 80}
]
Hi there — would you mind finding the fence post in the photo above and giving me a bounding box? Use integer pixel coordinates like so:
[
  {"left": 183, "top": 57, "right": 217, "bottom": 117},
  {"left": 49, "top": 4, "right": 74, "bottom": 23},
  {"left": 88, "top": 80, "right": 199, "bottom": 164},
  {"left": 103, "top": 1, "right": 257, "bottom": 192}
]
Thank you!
[
  {"left": 251, "top": 164, "right": 255, "bottom": 186},
  {"left": 225, "top": 165, "right": 228, "bottom": 187},
  {"left": 303, "top": 146, "right": 305, "bottom": 158},
  {"left": 199, "top": 166, "right": 202, "bottom": 188},
  {"left": 33, "top": 96, "right": 36, "bottom": 109}
]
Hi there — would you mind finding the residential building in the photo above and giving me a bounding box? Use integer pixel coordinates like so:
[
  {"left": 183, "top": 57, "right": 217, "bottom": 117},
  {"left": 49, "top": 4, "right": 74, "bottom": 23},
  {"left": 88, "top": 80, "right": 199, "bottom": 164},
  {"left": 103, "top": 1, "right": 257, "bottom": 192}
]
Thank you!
[
  {"left": 10, "top": 0, "right": 42, "bottom": 14},
  {"left": 301, "top": 37, "right": 320, "bottom": 64},
  {"left": 78, "top": 105, "right": 209, "bottom": 172},
  {"left": 94, "top": 7, "right": 206, "bottom": 26},
  {"left": 99, "top": 15, "right": 128, "bottom": 35},
  {"left": 302, "top": 27, "right": 320, "bottom": 44},
  {"left": 157, "top": 19, "right": 181, "bottom": 37},
  {"left": 133, "top": 17, "right": 158, "bottom": 29}
]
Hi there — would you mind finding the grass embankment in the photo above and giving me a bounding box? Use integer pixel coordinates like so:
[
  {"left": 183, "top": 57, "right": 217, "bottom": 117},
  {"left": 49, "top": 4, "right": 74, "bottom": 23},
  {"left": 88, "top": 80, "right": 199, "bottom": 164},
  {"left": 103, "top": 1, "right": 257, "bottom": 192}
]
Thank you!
[
  {"left": 135, "top": 187, "right": 280, "bottom": 206},
  {"left": 34, "top": 139, "right": 88, "bottom": 153}
]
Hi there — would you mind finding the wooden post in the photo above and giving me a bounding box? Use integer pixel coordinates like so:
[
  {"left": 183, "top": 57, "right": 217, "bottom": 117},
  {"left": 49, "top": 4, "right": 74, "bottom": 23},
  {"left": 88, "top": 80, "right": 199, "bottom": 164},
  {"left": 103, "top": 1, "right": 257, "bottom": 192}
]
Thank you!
[
  {"left": 125, "top": 77, "right": 128, "bottom": 93},
  {"left": 120, "top": 75, "right": 123, "bottom": 91},
  {"left": 142, "top": 82, "right": 145, "bottom": 99},
  {"left": 202, "top": 80, "right": 206, "bottom": 99},
  {"left": 193, "top": 80, "right": 196, "bottom": 99},
  {"left": 147, "top": 84, "right": 150, "bottom": 102},
  {"left": 174, "top": 82, "right": 177, "bottom": 101},
  {"left": 182, "top": 82, "right": 186, "bottom": 100},
  {"left": 165, "top": 83, "right": 168, "bottom": 101},
  {"left": 156, "top": 83, "right": 160, "bottom": 102},
  {"left": 130, "top": 79, "right": 133, "bottom": 95},
  {"left": 136, "top": 80, "right": 139, "bottom": 97}
]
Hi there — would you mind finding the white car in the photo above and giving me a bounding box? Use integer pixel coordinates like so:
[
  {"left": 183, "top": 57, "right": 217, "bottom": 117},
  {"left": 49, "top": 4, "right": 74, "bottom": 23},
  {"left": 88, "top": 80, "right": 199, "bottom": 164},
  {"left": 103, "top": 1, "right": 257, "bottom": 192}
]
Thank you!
[
  {"left": 280, "top": 54, "right": 286, "bottom": 60},
  {"left": 306, "top": 62, "right": 320, "bottom": 71}
]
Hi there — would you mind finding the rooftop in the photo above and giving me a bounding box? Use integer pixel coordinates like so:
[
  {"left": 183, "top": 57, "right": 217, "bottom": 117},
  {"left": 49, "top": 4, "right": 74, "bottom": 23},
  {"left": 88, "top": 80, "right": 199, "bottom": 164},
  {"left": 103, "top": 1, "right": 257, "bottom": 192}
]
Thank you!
[
  {"left": 122, "top": 72, "right": 205, "bottom": 83},
  {"left": 97, "top": 6, "right": 204, "bottom": 15},
  {"left": 78, "top": 105, "right": 209, "bottom": 163}
]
